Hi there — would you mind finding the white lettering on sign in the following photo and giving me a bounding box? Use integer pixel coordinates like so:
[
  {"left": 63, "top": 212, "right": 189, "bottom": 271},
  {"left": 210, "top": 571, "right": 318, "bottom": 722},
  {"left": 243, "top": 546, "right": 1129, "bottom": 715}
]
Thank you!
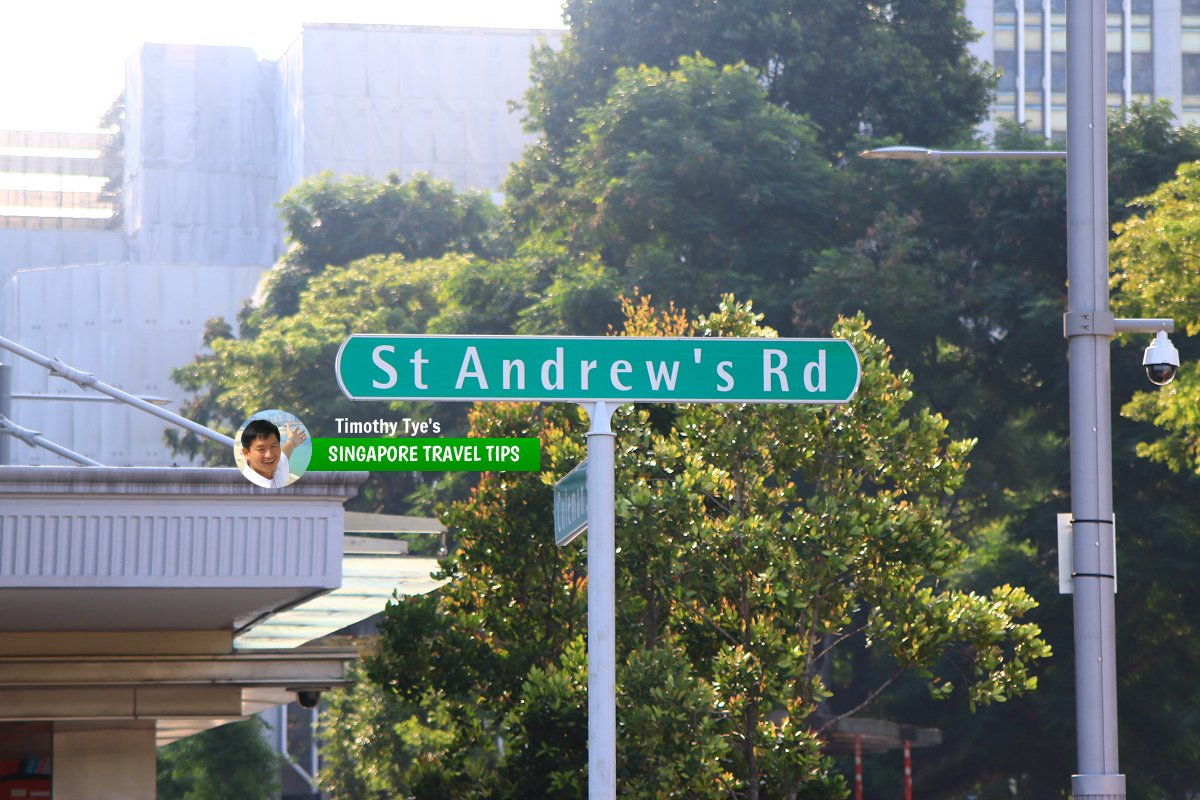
[
  {"left": 717, "top": 361, "right": 734, "bottom": 392},
  {"left": 457, "top": 347, "right": 489, "bottom": 389},
  {"left": 610, "top": 360, "right": 633, "bottom": 391},
  {"left": 410, "top": 348, "right": 429, "bottom": 389},
  {"left": 503, "top": 359, "right": 526, "bottom": 390},
  {"left": 646, "top": 361, "right": 680, "bottom": 391},
  {"left": 804, "top": 349, "right": 827, "bottom": 393},
  {"left": 372, "top": 345, "right": 398, "bottom": 389},
  {"left": 764, "top": 349, "right": 789, "bottom": 392},
  {"left": 541, "top": 347, "right": 565, "bottom": 390}
]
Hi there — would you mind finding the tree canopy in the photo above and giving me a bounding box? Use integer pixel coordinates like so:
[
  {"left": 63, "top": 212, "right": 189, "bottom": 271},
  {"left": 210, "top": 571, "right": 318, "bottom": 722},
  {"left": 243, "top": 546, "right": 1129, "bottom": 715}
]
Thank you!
[
  {"left": 157, "top": 720, "right": 279, "bottom": 800},
  {"left": 511, "top": 57, "right": 838, "bottom": 330},
  {"left": 263, "top": 172, "right": 502, "bottom": 317},
  {"left": 323, "top": 299, "right": 1049, "bottom": 799},
  {"left": 523, "top": 0, "right": 992, "bottom": 160}
]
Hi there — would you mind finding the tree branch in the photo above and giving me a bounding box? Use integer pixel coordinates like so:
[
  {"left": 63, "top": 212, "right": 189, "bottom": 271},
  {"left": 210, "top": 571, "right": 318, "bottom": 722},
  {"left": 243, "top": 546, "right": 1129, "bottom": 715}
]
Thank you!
[{"left": 815, "top": 670, "right": 904, "bottom": 732}]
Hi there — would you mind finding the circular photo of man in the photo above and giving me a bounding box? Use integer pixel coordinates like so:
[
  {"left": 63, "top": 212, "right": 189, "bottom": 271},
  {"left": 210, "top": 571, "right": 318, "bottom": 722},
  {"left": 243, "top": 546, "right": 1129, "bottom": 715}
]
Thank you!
[{"left": 233, "top": 410, "right": 312, "bottom": 488}]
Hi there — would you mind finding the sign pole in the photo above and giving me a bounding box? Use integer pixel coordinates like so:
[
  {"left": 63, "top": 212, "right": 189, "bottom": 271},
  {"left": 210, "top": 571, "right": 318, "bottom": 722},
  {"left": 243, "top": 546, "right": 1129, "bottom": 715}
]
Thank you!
[{"left": 583, "top": 400, "right": 617, "bottom": 800}]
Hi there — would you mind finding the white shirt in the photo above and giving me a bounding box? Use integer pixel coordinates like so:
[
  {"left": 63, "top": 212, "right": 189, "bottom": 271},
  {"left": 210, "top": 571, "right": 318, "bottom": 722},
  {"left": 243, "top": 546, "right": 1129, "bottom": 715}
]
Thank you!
[{"left": 241, "top": 451, "right": 291, "bottom": 488}]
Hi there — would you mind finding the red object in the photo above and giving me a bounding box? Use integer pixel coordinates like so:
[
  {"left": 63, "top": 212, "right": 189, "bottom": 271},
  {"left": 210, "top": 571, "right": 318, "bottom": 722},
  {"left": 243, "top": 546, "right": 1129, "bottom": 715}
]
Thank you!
[
  {"left": 903, "top": 739, "right": 912, "bottom": 800},
  {"left": 854, "top": 734, "right": 863, "bottom": 800},
  {"left": 0, "top": 759, "right": 51, "bottom": 799},
  {"left": 0, "top": 778, "right": 52, "bottom": 799}
]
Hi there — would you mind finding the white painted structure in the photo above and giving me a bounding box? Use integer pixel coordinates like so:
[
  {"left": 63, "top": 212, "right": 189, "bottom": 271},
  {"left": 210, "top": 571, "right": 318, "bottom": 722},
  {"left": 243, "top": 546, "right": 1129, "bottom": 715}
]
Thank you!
[{"left": 0, "top": 466, "right": 369, "bottom": 799}]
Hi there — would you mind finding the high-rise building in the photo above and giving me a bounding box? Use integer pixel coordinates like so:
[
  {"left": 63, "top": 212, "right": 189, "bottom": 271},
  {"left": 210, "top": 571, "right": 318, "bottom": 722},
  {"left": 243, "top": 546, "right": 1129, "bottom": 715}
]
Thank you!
[{"left": 965, "top": 0, "right": 1195, "bottom": 139}]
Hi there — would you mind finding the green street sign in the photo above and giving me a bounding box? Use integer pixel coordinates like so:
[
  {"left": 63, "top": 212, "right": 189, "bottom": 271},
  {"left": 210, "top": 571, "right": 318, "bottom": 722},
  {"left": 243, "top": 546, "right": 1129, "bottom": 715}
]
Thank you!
[
  {"left": 554, "top": 459, "right": 589, "bottom": 546},
  {"left": 337, "top": 335, "right": 860, "bottom": 404}
]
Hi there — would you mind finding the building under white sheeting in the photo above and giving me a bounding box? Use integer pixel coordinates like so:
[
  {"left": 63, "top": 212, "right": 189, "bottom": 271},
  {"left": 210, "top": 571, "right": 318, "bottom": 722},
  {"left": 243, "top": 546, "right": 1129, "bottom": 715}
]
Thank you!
[
  {"left": 0, "top": 23, "right": 562, "bottom": 467},
  {"left": 1, "top": 262, "right": 266, "bottom": 465}
]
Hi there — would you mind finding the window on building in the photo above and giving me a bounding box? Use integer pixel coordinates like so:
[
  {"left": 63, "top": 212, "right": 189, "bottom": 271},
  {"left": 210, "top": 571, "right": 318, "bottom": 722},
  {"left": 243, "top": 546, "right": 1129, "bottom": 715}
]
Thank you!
[
  {"left": 1026, "top": 51, "right": 1044, "bottom": 90},
  {"left": 1107, "top": 53, "right": 1124, "bottom": 93},
  {"left": 1024, "top": 0, "right": 1042, "bottom": 10},
  {"left": 995, "top": 0, "right": 1017, "bottom": 12},
  {"left": 1051, "top": 51, "right": 1066, "bottom": 91},
  {"left": 1184, "top": 54, "right": 1200, "bottom": 95},
  {"left": 1106, "top": 0, "right": 1122, "bottom": 13},
  {"left": 1131, "top": 53, "right": 1153, "bottom": 94},
  {"left": 1131, "top": 0, "right": 1151, "bottom": 14},
  {"left": 1186, "top": 0, "right": 1200, "bottom": 14},
  {"left": 996, "top": 50, "right": 1018, "bottom": 91},
  {"left": 1051, "top": 0, "right": 1065, "bottom": 11}
]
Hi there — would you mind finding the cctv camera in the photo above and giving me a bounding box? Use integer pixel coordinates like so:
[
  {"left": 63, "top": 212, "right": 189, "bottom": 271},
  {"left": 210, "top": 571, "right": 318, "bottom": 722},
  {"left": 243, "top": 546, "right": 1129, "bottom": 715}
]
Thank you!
[
  {"left": 1143, "top": 331, "right": 1180, "bottom": 386},
  {"left": 296, "top": 690, "right": 322, "bottom": 709}
]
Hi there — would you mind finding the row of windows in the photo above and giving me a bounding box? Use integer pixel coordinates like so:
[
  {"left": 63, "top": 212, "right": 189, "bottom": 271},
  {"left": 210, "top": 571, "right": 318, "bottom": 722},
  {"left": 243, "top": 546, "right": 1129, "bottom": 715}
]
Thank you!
[
  {"left": 994, "top": 50, "right": 1154, "bottom": 93},
  {"left": 998, "top": 0, "right": 1200, "bottom": 16},
  {"left": 993, "top": 27, "right": 1153, "bottom": 54},
  {"left": 996, "top": 0, "right": 1154, "bottom": 14},
  {"left": 996, "top": 51, "right": 1200, "bottom": 95}
]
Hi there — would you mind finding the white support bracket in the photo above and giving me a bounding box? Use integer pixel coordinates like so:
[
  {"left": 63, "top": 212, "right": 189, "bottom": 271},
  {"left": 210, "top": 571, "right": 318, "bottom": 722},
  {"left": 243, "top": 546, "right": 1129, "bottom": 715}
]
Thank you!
[{"left": 1064, "top": 313, "right": 1174, "bottom": 338}]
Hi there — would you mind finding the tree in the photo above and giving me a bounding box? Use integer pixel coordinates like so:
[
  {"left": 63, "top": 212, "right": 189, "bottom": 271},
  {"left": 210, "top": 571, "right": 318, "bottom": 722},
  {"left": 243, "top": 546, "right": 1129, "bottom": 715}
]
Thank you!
[
  {"left": 263, "top": 172, "right": 503, "bottom": 317},
  {"left": 512, "top": 57, "right": 838, "bottom": 332},
  {"left": 522, "top": 0, "right": 991, "bottom": 160},
  {"left": 1112, "top": 160, "right": 1200, "bottom": 473},
  {"left": 157, "top": 720, "right": 280, "bottom": 800},
  {"left": 359, "top": 298, "right": 1048, "bottom": 799}
]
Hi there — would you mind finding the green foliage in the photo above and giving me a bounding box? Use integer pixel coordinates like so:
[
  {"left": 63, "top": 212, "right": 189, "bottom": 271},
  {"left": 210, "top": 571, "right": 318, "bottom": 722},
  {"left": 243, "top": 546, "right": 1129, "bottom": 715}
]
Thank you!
[
  {"left": 1109, "top": 101, "right": 1200, "bottom": 223},
  {"left": 170, "top": 254, "right": 460, "bottom": 456},
  {"left": 265, "top": 172, "right": 502, "bottom": 316},
  {"left": 1112, "top": 160, "right": 1200, "bottom": 473},
  {"left": 362, "top": 299, "right": 1048, "bottom": 800},
  {"left": 167, "top": 171, "right": 518, "bottom": 495},
  {"left": 512, "top": 57, "right": 837, "bottom": 330},
  {"left": 157, "top": 720, "right": 280, "bottom": 800},
  {"left": 821, "top": 107, "right": 1200, "bottom": 799},
  {"left": 617, "top": 640, "right": 731, "bottom": 799},
  {"left": 319, "top": 661, "right": 466, "bottom": 799},
  {"left": 523, "top": 0, "right": 991, "bottom": 159},
  {"left": 494, "top": 639, "right": 590, "bottom": 799}
]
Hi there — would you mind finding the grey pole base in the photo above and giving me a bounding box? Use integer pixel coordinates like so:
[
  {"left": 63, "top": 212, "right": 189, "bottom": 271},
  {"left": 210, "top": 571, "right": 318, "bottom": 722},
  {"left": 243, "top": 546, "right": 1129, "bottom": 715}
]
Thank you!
[{"left": 1072, "top": 773, "right": 1126, "bottom": 799}]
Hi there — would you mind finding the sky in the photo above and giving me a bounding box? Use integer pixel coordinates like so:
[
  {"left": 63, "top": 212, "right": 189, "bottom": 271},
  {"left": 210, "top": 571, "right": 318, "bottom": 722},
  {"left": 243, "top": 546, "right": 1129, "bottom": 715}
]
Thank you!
[{"left": 0, "top": 0, "right": 567, "bottom": 132}]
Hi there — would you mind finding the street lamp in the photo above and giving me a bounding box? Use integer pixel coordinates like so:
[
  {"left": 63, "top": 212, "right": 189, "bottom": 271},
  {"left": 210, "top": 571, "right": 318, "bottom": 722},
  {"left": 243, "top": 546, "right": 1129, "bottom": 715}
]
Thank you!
[
  {"left": 858, "top": 145, "right": 1066, "bottom": 161},
  {"left": 858, "top": 4, "right": 1181, "bottom": 797}
]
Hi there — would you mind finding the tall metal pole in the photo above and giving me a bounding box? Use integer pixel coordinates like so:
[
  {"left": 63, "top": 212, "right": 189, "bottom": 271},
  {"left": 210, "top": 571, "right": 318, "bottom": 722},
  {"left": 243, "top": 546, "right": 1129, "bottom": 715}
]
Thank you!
[
  {"left": 584, "top": 400, "right": 617, "bottom": 799},
  {"left": 1066, "top": 0, "right": 1124, "bottom": 797}
]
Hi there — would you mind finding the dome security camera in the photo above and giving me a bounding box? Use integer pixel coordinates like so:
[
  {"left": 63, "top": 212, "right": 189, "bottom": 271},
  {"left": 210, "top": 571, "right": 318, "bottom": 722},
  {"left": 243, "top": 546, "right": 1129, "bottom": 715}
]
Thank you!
[
  {"left": 296, "top": 690, "right": 322, "bottom": 709},
  {"left": 1143, "top": 331, "right": 1180, "bottom": 386}
]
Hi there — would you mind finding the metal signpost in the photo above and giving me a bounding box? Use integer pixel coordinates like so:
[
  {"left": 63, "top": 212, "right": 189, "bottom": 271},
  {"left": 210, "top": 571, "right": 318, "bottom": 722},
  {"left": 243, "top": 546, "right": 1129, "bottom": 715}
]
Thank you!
[{"left": 337, "top": 334, "right": 861, "bottom": 800}]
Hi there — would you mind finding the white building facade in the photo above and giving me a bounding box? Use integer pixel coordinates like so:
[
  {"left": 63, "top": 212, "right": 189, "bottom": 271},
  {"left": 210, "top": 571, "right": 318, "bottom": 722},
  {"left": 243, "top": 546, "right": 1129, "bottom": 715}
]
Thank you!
[{"left": 966, "top": 0, "right": 1197, "bottom": 138}]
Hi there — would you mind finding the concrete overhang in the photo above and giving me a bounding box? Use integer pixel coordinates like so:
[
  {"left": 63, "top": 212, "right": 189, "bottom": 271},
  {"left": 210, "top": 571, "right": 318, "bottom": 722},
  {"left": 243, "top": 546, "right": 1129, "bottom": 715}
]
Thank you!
[
  {"left": 0, "top": 647, "right": 357, "bottom": 746},
  {"left": 0, "top": 466, "right": 368, "bottom": 632},
  {"left": 0, "top": 467, "right": 455, "bottom": 747}
]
